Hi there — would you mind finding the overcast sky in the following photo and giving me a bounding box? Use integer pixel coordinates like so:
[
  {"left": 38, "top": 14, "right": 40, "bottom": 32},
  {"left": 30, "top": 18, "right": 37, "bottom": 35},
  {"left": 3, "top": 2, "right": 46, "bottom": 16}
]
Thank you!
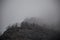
[{"left": 0, "top": 0, "right": 59, "bottom": 33}]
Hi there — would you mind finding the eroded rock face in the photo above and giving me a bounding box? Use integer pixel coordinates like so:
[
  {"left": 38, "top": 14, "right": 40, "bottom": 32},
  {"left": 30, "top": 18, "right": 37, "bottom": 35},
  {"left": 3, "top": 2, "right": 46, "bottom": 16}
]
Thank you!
[{"left": 0, "top": 21, "right": 60, "bottom": 40}]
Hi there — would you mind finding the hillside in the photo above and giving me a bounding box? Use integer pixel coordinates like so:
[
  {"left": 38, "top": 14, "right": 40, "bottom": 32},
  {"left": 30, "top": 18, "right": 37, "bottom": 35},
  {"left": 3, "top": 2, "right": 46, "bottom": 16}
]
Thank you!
[{"left": 0, "top": 21, "right": 60, "bottom": 40}]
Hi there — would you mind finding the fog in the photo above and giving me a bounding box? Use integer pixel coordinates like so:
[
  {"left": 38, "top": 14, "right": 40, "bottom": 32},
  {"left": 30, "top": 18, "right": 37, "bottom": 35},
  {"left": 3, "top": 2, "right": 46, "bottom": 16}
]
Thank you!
[{"left": 0, "top": 0, "right": 59, "bottom": 33}]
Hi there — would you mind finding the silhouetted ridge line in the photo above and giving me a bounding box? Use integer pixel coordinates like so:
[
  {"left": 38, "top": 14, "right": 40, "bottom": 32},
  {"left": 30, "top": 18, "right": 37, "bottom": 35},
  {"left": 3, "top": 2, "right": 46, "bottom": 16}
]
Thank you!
[{"left": 0, "top": 21, "right": 60, "bottom": 40}]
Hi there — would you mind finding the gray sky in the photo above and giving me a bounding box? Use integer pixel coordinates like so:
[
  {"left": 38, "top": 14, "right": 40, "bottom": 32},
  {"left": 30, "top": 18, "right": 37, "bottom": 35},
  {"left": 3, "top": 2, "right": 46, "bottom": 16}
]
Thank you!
[{"left": 0, "top": 0, "right": 59, "bottom": 33}]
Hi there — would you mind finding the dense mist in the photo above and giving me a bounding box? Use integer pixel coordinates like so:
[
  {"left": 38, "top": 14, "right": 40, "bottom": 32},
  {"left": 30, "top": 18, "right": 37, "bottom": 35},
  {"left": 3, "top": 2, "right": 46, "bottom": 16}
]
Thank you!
[{"left": 0, "top": 0, "right": 59, "bottom": 33}]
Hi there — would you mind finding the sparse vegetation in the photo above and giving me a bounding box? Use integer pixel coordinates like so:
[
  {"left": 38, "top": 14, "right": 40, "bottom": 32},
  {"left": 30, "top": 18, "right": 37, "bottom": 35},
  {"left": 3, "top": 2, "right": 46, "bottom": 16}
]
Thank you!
[{"left": 0, "top": 20, "right": 60, "bottom": 40}]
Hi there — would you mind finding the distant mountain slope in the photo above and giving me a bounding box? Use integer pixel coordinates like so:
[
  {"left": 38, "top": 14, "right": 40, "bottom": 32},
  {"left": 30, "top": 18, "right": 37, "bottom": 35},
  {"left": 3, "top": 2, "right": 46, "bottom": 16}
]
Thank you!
[
  {"left": 23, "top": 17, "right": 59, "bottom": 30},
  {"left": 23, "top": 17, "right": 46, "bottom": 26},
  {"left": 0, "top": 21, "right": 60, "bottom": 40}
]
